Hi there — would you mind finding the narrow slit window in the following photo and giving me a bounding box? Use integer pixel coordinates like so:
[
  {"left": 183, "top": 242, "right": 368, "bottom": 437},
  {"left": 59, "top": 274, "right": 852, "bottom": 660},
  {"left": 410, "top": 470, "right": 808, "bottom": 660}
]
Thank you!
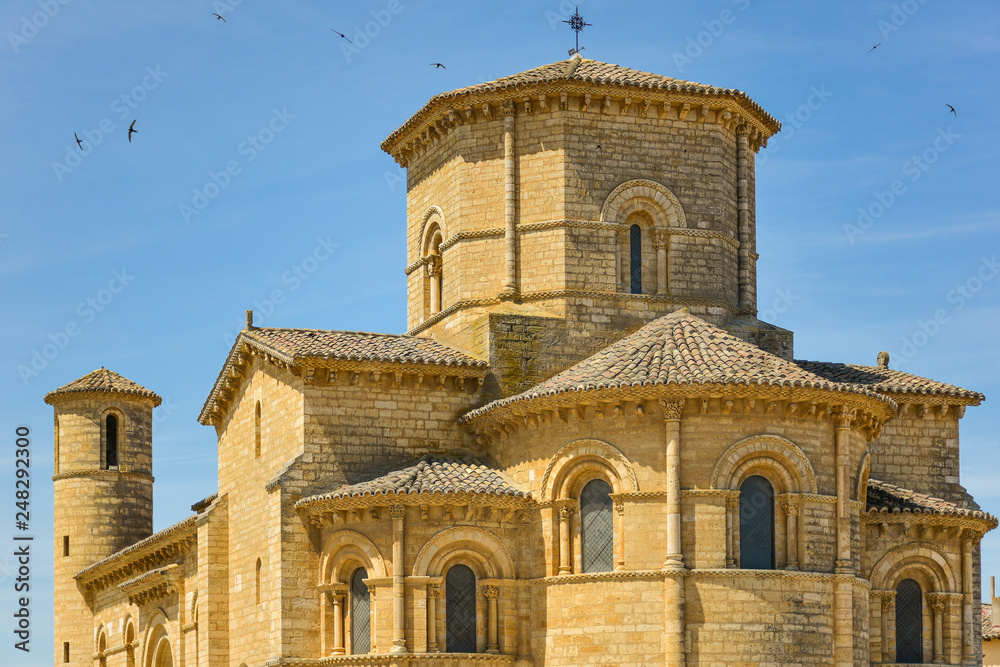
[
  {"left": 63, "top": 535, "right": 69, "bottom": 557},
  {"left": 739, "top": 475, "right": 775, "bottom": 569},
  {"left": 255, "top": 558, "right": 262, "bottom": 605},
  {"left": 629, "top": 224, "right": 642, "bottom": 294},
  {"left": 446, "top": 564, "right": 477, "bottom": 653},
  {"left": 895, "top": 579, "right": 923, "bottom": 663},
  {"left": 105, "top": 414, "right": 118, "bottom": 469},
  {"left": 580, "top": 478, "right": 614, "bottom": 573},
  {"left": 64, "top": 642, "right": 70, "bottom": 663},
  {"left": 350, "top": 567, "right": 371, "bottom": 654}
]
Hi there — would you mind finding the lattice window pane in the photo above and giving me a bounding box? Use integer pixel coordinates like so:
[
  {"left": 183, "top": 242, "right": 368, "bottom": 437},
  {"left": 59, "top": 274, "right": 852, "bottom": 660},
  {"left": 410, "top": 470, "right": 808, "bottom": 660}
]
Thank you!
[
  {"left": 630, "top": 224, "right": 643, "bottom": 294},
  {"left": 446, "top": 565, "right": 476, "bottom": 653},
  {"left": 739, "top": 475, "right": 775, "bottom": 569},
  {"left": 350, "top": 568, "right": 370, "bottom": 654},
  {"left": 581, "top": 479, "right": 614, "bottom": 573},
  {"left": 895, "top": 579, "right": 923, "bottom": 664}
]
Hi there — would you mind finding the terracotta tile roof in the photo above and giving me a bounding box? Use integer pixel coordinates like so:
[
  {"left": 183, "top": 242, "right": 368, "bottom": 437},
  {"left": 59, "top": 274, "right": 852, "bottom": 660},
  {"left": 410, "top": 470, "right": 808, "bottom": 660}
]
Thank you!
[
  {"left": 295, "top": 455, "right": 529, "bottom": 508},
  {"left": 461, "top": 310, "right": 891, "bottom": 422},
  {"left": 198, "top": 327, "right": 486, "bottom": 425},
  {"left": 984, "top": 604, "right": 999, "bottom": 640},
  {"left": 383, "top": 57, "right": 779, "bottom": 154},
  {"left": 75, "top": 515, "right": 197, "bottom": 584},
  {"left": 45, "top": 368, "right": 161, "bottom": 406},
  {"left": 241, "top": 328, "right": 486, "bottom": 368},
  {"left": 867, "top": 479, "right": 997, "bottom": 523},
  {"left": 795, "top": 360, "right": 983, "bottom": 402}
]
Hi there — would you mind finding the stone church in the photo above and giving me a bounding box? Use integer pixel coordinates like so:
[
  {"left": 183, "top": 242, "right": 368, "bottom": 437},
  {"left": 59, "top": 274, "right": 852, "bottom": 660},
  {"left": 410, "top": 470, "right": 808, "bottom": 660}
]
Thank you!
[{"left": 50, "top": 55, "right": 996, "bottom": 667}]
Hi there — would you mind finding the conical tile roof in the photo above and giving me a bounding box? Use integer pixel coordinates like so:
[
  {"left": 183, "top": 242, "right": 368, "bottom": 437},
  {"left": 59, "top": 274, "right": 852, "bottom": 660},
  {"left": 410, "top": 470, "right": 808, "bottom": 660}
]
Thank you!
[{"left": 45, "top": 368, "right": 161, "bottom": 405}]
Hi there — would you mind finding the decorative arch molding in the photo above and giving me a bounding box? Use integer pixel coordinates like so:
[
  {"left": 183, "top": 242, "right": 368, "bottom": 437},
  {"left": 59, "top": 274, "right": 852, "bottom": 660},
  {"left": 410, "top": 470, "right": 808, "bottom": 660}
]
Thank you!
[
  {"left": 419, "top": 206, "right": 446, "bottom": 256},
  {"left": 869, "top": 543, "right": 958, "bottom": 592},
  {"left": 412, "top": 526, "right": 515, "bottom": 579},
  {"left": 95, "top": 623, "right": 109, "bottom": 652},
  {"left": 711, "top": 434, "right": 818, "bottom": 494},
  {"left": 122, "top": 614, "right": 137, "bottom": 646},
  {"left": 319, "top": 530, "right": 387, "bottom": 584},
  {"left": 600, "top": 179, "right": 688, "bottom": 229},
  {"left": 140, "top": 610, "right": 173, "bottom": 667},
  {"left": 540, "top": 438, "right": 638, "bottom": 501}
]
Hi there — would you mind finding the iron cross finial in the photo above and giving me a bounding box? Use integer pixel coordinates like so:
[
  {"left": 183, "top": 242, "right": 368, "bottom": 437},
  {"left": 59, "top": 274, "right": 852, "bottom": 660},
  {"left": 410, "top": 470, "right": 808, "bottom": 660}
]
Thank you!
[{"left": 562, "top": 7, "right": 591, "bottom": 55}]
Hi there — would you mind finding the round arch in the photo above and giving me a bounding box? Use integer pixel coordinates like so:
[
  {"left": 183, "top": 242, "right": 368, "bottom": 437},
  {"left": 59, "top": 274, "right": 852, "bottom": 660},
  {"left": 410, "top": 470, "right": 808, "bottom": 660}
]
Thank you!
[
  {"left": 711, "top": 434, "right": 818, "bottom": 494},
  {"left": 540, "top": 438, "right": 638, "bottom": 501},
  {"left": 319, "top": 530, "right": 388, "bottom": 584},
  {"left": 419, "top": 206, "right": 447, "bottom": 256},
  {"left": 869, "top": 543, "right": 958, "bottom": 593},
  {"left": 141, "top": 611, "right": 173, "bottom": 667},
  {"left": 600, "top": 179, "right": 687, "bottom": 229},
  {"left": 412, "top": 526, "right": 515, "bottom": 579}
]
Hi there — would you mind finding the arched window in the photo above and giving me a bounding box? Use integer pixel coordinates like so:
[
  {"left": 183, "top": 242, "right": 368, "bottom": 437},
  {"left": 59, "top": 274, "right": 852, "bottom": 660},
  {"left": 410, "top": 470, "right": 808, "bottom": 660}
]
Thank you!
[
  {"left": 629, "top": 224, "right": 642, "bottom": 294},
  {"left": 739, "top": 475, "right": 774, "bottom": 569},
  {"left": 895, "top": 579, "right": 923, "bottom": 663},
  {"left": 445, "top": 564, "right": 477, "bottom": 653},
  {"left": 350, "top": 567, "right": 371, "bottom": 654},
  {"left": 97, "top": 630, "right": 108, "bottom": 667},
  {"left": 425, "top": 228, "right": 444, "bottom": 317},
  {"left": 124, "top": 622, "right": 135, "bottom": 667},
  {"left": 254, "top": 401, "right": 261, "bottom": 459},
  {"left": 255, "top": 558, "right": 262, "bottom": 605},
  {"left": 580, "top": 478, "right": 614, "bottom": 573},
  {"left": 105, "top": 414, "right": 119, "bottom": 469}
]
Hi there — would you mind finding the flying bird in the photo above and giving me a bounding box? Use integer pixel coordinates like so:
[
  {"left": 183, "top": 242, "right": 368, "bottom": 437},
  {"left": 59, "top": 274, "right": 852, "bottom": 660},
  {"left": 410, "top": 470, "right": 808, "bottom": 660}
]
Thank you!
[
  {"left": 947, "top": 104, "right": 957, "bottom": 116},
  {"left": 74, "top": 133, "right": 83, "bottom": 150},
  {"left": 331, "top": 29, "right": 352, "bottom": 44},
  {"left": 128, "top": 120, "right": 138, "bottom": 143},
  {"left": 868, "top": 43, "right": 880, "bottom": 52},
  {"left": 212, "top": 13, "right": 226, "bottom": 22},
  {"left": 430, "top": 63, "right": 446, "bottom": 69}
]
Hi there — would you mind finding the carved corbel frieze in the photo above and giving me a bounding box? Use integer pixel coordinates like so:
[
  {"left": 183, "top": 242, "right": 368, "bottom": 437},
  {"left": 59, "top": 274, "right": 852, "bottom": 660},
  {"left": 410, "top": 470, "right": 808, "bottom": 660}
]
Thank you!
[{"left": 659, "top": 399, "right": 684, "bottom": 421}]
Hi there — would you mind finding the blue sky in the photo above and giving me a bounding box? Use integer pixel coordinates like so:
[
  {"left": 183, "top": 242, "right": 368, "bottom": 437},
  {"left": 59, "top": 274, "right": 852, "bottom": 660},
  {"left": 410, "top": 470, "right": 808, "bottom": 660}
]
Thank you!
[{"left": 1, "top": 1, "right": 998, "bottom": 663}]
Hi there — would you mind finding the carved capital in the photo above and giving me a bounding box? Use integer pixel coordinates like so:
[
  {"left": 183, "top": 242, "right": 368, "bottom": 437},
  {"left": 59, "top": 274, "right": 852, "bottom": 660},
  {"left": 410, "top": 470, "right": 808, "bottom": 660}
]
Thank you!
[
  {"left": 926, "top": 592, "right": 948, "bottom": 612},
  {"left": 652, "top": 229, "right": 669, "bottom": 249},
  {"left": 424, "top": 255, "right": 441, "bottom": 277},
  {"left": 426, "top": 583, "right": 440, "bottom": 599},
  {"left": 559, "top": 506, "right": 574, "bottom": 521},
  {"left": 832, "top": 406, "right": 857, "bottom": 429},
  {"left": 735, "top": 122, "right": 751, "bottom": 138},
  {"left": 659, "top": 399, "right": 684, "bottom": 421},
  {"left": 389, "top": 505, "right": 407, "bottom": 520},
  {"left": 778, "top": 496, "right": 799, "bottom": 517},
  {"left": 481, "top": 585, "right": 500, "bottom": 600},
  {"left": 872, "top": 590, "right": 895, "bottom": 611},
  {"left": 501, "top": 99, "right": 516, "bottom": 117},
  {"left": 725, "top": 493, "right": 739, "bottom": 512},
  {"left": 614, "top": 498, "right": 625, "bottom": 515}
]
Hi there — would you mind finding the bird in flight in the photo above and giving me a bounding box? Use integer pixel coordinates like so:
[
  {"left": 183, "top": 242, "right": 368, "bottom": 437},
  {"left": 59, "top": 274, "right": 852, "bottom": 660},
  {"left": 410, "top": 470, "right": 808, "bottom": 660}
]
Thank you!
[
  {"left": 430, "top": 63, "right": 446, "bottom": 69},
  {"left": 212, "top": 13, "right": 226, "bottom": 22},
  {"left": 128, "top": 120, "right": 138, "bottom": 143},
  {"left": 74, "top": 133, "right": 83, "bottom": 150},
  {"left": 331, "top": 29, "right": 352, "bottom": 44},
  {"left": 946, "top": 104, "right": 957, "bottom": 116},
  {"left": 868, "top": 43, "right": 880, "bottom": 52}
]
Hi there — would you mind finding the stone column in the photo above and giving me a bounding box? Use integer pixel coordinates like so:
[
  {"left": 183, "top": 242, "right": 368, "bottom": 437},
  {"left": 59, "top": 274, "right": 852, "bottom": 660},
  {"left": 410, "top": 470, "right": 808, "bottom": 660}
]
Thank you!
[
  {"left": 368, "top": 585, "right": 378, "bottom": 654},
  {"left": 426, "top": 257, "right": 441, "bottom": 315},
  {"left": 653, "top": 230, "right": 668, "bottom": 295},
  {"left": 558, "top": 506, "right": 573, "bottom": 575},
  {"left": 735, "top": 124, "right": 755, "bottom": 315},
  {"left": 426, "top": 584, "right": 439, "bottom": 653},
  {"left": 484, "top": 585, "right": 500, "bottom": 654},
  {"left": 664, "top": 572, "right": 686, "bottom": 667},
  {"left": 614, "top": 498, "right": 626, "bottom": 571},
  {"left": 331, "top": 592, "right": 346, "bottom": 655},
  {"left": 961, "top": 535, "right": 975, "bottom": 664},
  {"left": 660, "top": 399, "right": 684, "bottom": 569},
  {"left": 390, "top": 505, "right": 408, "bottom": 653},
  {"left": 928, "top": 593, "right": 946, "bottom": 664},
  {"left": 832, "top": 407, "right": 856, "bottom": 573},
  {"left": 779, "top": 496, "right": 799, "bottom": 570},
  {"left": 501, "top": 99, "right": 518, "bottom": 299},
  {"left": 615, "top": 228, "right": 628, "bottom": 291},
  {"left": 880, "top": 591, "right": 895, "bottom": 663},
  {"left": 725, "top": 493, "right": 737, "bottom": 568}
]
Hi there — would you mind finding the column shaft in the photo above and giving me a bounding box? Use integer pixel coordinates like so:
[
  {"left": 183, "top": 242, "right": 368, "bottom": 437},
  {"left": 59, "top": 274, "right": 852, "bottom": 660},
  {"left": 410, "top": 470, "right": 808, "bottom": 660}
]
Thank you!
[
  {"left": 662, "top": 400, "right": 684, "bottom": 569},
  {"left": 558, "top": 507, "right": 572, "bottom": 575},
  {"left": 332, "top": 593, "right": 345, "bottom": 655},
  {"left": 390, "top": 507, "right": 407, "bottom": 653},
  {"left": 502, "top": 110, "right": 517, "bottom": 296}
]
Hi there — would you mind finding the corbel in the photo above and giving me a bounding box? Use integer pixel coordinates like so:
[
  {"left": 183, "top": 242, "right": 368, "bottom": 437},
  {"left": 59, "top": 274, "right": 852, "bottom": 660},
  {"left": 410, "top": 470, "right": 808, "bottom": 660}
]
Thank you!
[
  {"left": 602, "top": 95, "right": 612, "bottom": 114},
  {"left": 415, "top": 374, "right": 424, "bottom": 390},
  {"left": 447, "top": 110, "right": 460, "bottom": 127},
  {"left": 537, "top": 95, "right": 548, "bottom": 112},
  {"left": 641, "top": 99, "right": 651, "bottom": 118},
  {"left": 559, "top": 92, "right": 568, "bottom": 110},
  {"left": 635, "top": 402, "right": 644, "bottom": 417},
  {"left": 743, "top": 397, "right": 756, "bottom": 415},
  {"left": 766, "top": 400, "right": 778, "bottom": 415},
  {"left": 540, "top": 411, "right": 552, "bottom": 427},
  {"left": 442, "top": 505, "right": 453, "bottom": 521},
  {"left": 784, "top": 402, "right": 798, "bottom": 418},
  {"left": 573, "top": 404, "right": 585, "bottom": 421},
  {"left": 464, "top": 107, "right": 475, "bottom": 123},
  {"left": 956, "top": 405, "right": 966, "bottom": 419},
  {"left": 700, "top": 399, "right": 709, "bottom": 415},
  {"left": 719, "top": 109, "right": 733, "bottom": 129},
  {"left": 937, "top": 404, "right": 950, "bottom": 420},
  {"left": 658, "top": 101, "right": 670, "bottom": 120},
  {"left": 477, "top": 377, "right": 485, "bottom": 389},
  {"left": 699, "top": 104, "right": 710, "bottom": 121},
  {"left": 614, "top": 404, "right": 624, "bottom": 418},
  {"left": 348, "top": 509, "right": 362, "bottom": 523},
  {"left": 581, "top": 93, "right": 591, "bottom": 112},
  {"left": 620, "top": 97, "right": 632, "bottom": 115},
  {"left": 350, "top": 373, "right": 359, "bottom": 386},
  {"left": 522, "top": 97, "right": 532, "bottom": 114},
  {"left": 678, "top": 103, "right": 692, "bottom": 121},
  {"left": 722, "top": 400, "right": 734, "bottom": 415},
  {"left": 437, "top": 374, "right": 447, "bottom": 389},
  {"left": 595, "top": 404, "right": 606, "bottom": 419},
  {"left": 482, "top": 103, "right": 492, "bottom": 120},
  {"left": 918, "top": 404, "right": 929, "bottom": 419},
  {"left": 393, "top": 372, "right": 402, "bottom": 388},
  {"left": 556, "top": 408, "right": 568, "bottom": 424},
  {"left": 528, "top": 413, "right": 539, "bottom": 430},
  {"left": 327, "top": 370, "right": 338, "bottom": 384},
  {"left": 369, "top": 507, "right": 380, "bottom": 521},
  {"left": 420, "top": 505, "right": 429, "bottom": 520},
  {"left": 370, "top": 371, "right": 381, "bottom": 386},
  {"left": 303, "top": 367, "right": 315, "bottom": 385},
  {"left": 806, "top": 403, "right": 817, "bottom": 418}
]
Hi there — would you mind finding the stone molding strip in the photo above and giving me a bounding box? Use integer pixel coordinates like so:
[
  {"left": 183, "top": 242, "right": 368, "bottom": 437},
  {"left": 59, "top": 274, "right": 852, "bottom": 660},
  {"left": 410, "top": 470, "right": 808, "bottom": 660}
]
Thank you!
[
  {"left": 264, "top": 654, "right": 517, "bottom": 666},
  {"left": 52, "top": 469, "right": 153, "bottom": 483}
]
